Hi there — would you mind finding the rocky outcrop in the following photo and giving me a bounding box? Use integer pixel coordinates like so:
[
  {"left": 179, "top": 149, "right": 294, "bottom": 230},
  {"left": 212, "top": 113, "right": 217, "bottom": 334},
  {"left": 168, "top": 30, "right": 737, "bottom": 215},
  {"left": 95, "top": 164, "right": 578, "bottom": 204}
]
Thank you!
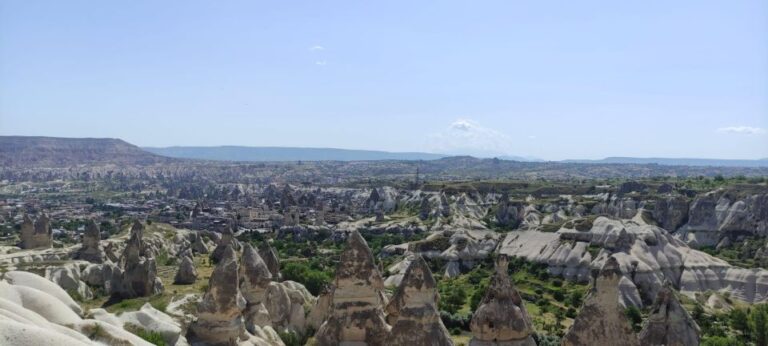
[
  {"left": 46, "top": 264, "right": 93, "bottom": 301},
  {"left": 211, "top": 221, "right": 240, "bottom": 263},
  {"left": 399, "top": 229, "right": 499, "bottom": 278},
  {"left": 495, "top": 193, "right": 523, "bottom": 228},
  {"left": 118, "top": 220, "right": 163, "bottom": 298},
  {"left": 562, "top": 257, "right": 640, "bottom": 346},
  {"left": 173, "top": 255, "right": 198, "bottom": 284},
  {"left": 678, "top": 189, "right": 768, "bottom": 247},
  {"left": 240, "top": 243, "right": 273, "bottom": 331},
  {"left": 653, "top": 195, "right": 689, "bottom": 232},
  {"left": 469, "top": 255, "right": 535, "bottom": 346},
  {"left": 386, "top": 255, "right": 452, "bottom": 346},
  {"left": 259, "top": 242, "right": 281, "bottom": 280},
  {"left": 314, "top": 230, "right": 390, "bottom": 346},
  {"left": 189, "top": 245, "right": 247, "bottom": 345},
  {"left": 592, "top": 195, "right": 641, "bottom": 219},
  {"left": 639, "top": 283, "right": 701, "bottom": 346},
  {"left": 19, "top": 214, "right": 53, "bottom": 249},
  {"left": 264, "top": 281, "right": 311, "bottom": 334},
  {"left": 75, "top": 220, "right": 105, "bottom": 263}
]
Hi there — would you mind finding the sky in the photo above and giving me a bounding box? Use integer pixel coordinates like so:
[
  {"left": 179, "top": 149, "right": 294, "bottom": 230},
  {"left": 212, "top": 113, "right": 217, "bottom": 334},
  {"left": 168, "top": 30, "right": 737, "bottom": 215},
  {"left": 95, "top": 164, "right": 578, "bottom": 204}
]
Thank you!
[{"left": 1, "top": 0, "right": 767, "bottom": 160}]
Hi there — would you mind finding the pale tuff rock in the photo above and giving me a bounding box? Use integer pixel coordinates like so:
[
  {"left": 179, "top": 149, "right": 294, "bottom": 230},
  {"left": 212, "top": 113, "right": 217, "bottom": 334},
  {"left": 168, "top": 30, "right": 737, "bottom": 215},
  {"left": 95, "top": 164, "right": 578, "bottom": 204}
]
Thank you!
[
  {"left": 90, "top": 302, "right": 186, "bottom": 346},
  {"left": 75, "top": 220, "right": 105, "bottom": 263},
  {"left": 2, "top": 270, "right": 84, "bottom": 316},
  {"left": 678, "top": 189, "right": 768, "bottom": 247},
  {"left": 82, "top": 262, "right": 122, "bottom": 295},
  {"left": 19, "top": 213, "right": 53, "bottom": 249},
  {"left": 306, "top": 286, "right": 332, "bottom": 330},
  {"left": 562, "top": 257, "right": 640, "bottom": 346},
  {"left": 191, "top": 232, "right": 211, "bottom": 254},
  {"left": 174, "top": 255, "right": 198, "bottom": 284},
  {"left": 314, "top": 230, "right": 391, "bottom": 346},
  {"left": 385, "top": 255, "right": 453, "bottom": 346},
  {"left": 639, "top": 283, "right": 701, "bottom": 346},
  {"left": 119, "top": 220, "right": 163, "bottom": 298},
  {"left": 211, "top": 220, "right": 240, "bottom": 263},
  {"left": 45, "top": 264, "right": 94, "bottom": 301},
  {"left": 189, "top": 245, "right": 248, "bottom": 345},
  {"left": 495, "top": 192, "right": 523, "bottom": 228},
  {"left": 469, "top": 255, "right": 535, "bottom": 346},
  {"left": 240, "top": 243, "right": 274, "bottom": 331},
  {"left": 259, "top": 242, "right": 281, "bottom": 280},
  {"left": 265, "top": 281, "right": 309, "bottom": 334}
]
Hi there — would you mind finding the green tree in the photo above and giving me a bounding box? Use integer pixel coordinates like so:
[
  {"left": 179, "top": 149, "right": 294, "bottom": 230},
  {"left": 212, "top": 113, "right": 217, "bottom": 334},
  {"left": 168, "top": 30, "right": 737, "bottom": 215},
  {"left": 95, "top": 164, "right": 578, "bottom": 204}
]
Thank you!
[
  {"left": 729, "top": 308, "right": 749, "bottom": 340},
  {"left": 750, "top": 305, "right": 768, "bottom": 346}
]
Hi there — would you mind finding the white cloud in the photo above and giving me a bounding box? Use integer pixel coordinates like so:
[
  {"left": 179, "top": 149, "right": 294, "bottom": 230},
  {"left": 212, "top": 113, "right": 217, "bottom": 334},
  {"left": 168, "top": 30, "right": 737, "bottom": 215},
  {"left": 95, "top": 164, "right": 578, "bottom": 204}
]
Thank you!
[
  {"left": 315, "top": 61, "right": 327, "bottom": 66},
  {"left": 309, "top": 45, "right": 325, "bottom": 51},
  {"left": 717, "top": 126, "right": 766, "bottom": 135},
  {"left": 427, "top": 119, "right": 520, "bottom": 157}
]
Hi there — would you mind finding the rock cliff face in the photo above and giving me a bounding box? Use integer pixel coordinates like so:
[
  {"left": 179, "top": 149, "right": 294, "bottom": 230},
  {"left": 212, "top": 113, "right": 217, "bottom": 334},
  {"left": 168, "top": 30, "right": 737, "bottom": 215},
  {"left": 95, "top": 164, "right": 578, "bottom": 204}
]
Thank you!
[
  {"left": 678, "top": 189, "right": 768, "bottom": 247},
  {"left": 189, "top": 245, "right": 247, "bottom": 345},
  {"left": 653, "top": 195, "right": 689, "bottom": 232},
  {"left": 75, "top": 220, "right": 105, "bottom": 263},
  {"left": 118, "top": 221, "right": 163, "bottom": 298},
  {"left": 385, "top": 255, "right": 453, "bottom": 346},
  {"left": 562, "top": 257, "right": 640, "bottom": 346},
  {"left": 469, "top": 255, "right": 535, "bottom": 346},
  {"left": 639, "top": 283, "right": 701, "bottom": 346},
  {"left": 314, "top": 230, "right": 390, "bottom": 346},
  {"left": 499, "top": 216, "right": 768, "bottom": 305},
  {"left": 19, "top": 214, "right": 53, "bottom": 249}
]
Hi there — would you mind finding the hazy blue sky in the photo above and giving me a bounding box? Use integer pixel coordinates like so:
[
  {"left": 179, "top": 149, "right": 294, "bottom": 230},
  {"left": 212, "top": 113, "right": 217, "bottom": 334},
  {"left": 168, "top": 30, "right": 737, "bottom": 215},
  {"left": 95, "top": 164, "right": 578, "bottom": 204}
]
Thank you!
[{"left": 1, "top": 1, "right": 766, "bottom": 160}]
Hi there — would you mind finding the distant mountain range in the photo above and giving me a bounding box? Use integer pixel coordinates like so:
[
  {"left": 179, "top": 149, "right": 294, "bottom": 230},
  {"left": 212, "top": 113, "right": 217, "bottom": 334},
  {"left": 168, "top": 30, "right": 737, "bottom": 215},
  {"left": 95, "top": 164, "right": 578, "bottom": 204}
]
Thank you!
[
  {"left": 143, "top": 146, "right": 447, "bottom": 162},
  {"left": 564, "top": 157, "right": 768, "bottom": 168},
  {"left": 2, "top": 136, "right": 767, "bottom": 168},
  {"left": 0, "top": 136, "right": 172, "bottom": 167}
]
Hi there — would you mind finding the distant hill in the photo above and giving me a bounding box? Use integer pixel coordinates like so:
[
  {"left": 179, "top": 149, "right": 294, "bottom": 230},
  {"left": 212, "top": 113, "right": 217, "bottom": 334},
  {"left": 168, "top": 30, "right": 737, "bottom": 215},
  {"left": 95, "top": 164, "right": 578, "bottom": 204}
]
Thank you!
[
  {"left": 564, "top": 157, "right": 768, "bottom": 168},
  {"left": 0, "top": 136, "right": 173, "bottom": 167},
  {"left": 143, "top": 146, "right": 447, "bottom": 162}
]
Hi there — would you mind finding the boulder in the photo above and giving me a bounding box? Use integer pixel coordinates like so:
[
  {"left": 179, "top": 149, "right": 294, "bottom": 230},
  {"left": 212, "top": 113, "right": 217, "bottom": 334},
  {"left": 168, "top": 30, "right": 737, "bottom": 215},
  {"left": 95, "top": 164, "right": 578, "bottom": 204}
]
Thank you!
[
  {"left": 240, "top": 243, "right": 273, "bottom": 331},
  {"left": 562, "top": 257, "right": 640, "bottom": 346},
  {"left": 385, "top": 255, "right": 452, "bottom": 346},
  {"left": 469, "top": 255, "right": 535, "bottom": 346}
]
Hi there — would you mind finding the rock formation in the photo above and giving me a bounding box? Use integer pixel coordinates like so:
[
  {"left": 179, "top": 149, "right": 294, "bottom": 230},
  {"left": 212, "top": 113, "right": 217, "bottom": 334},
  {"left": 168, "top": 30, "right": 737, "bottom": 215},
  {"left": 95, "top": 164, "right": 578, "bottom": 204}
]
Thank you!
[
  {"left": 118, "top": 220, "right": 163, "bottom": 298},
  {"left": 653, "top": 196, "right": 689, "bottom": 231},
  {"left": 385, "top": 255, "right": 453, "bottom": 346},
  {"left": 189, "top": 245, "right": 247, "bottom": 345},
  {"left": 173, "top": 255, "right": 198, "bottom": 284},
  {"left": 211, "top": 220, "right": 240, "bottom": 263},
  {"left": 562, "top": 257, "right": 640, "bottom": 346},
  {"left": 75, "top": 220, "right": 105, "bottom": 263},
  {"left": 469, "top": 255, "right": 535, "bottom": 346},
  {"left": 314, "top": 230, "right": 390, "bottom": 346},
  {"left": 240, "top": 243, "right": 273, "bottom": 331},
  {"left": 639, "top": 282, "right": 701, "bottom": 346},
  {"left": 19, "top": 214, "right": 53, "bottom": 249},
  {"left": 259, "top": 242, "right": 281, "bottom": 280}
]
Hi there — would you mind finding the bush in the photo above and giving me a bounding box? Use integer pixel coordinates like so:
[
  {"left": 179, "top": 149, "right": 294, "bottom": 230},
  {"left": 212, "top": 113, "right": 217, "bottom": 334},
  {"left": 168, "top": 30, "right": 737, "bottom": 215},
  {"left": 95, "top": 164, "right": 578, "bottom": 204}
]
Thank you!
[
  {"left": 625, "top": 306, "right": 642, "bottom": 332},
  {"left": 281, "top": 261, "right": 332, "bottom": 296}
]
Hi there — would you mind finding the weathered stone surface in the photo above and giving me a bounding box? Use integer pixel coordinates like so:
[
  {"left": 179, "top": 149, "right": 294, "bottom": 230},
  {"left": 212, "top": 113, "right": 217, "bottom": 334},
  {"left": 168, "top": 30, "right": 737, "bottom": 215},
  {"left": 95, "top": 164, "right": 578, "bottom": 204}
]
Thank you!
[
  {"left": 45, "top": 264, "right": 93, "bottom": 301},
  {"left": 259, "top": 242, "right": 281, "bottom": 280},
  {"left": 562, "top": 257, "right": 640, "bottom": 346},
  {"left": 314, "top": 230, "right": 390, "bottom": 346},
  {"left": 75, "top": 220, "right": 105, "bottom": 263},
  {"left": 386, "top": 255, "right": 452, "bottom": 346},
  {"left": 173, "top": 255, "right": 198, "bottom": 284},
  {"left": 265, "top": 281, "right": 309, "bottom": 334},
  {"left": 469, "top": 255, "right": 535, "bottom": 346},
  {"left": 653, "top": 196, "right": 689, "bottom": 232},
  {"left": 639, "top": 283, "right": 701, "bottom": 346},
  {"left": 211, "top": 221, "right": 239, "bottom": 263},
  {"left": 679, "top": 189, "right": 768, "bottom": 247},
  {"left": 118, "top": 220, "right": 163, "bottom": 298},
  {"left": 189, "top": 245, "right": 247, "bottom": 345},
  {"left": 240, "top": 243, "right": 273, "bottom": 332},
  {"left": 19, "top": 214, "right": 53, "bottom": 249}
]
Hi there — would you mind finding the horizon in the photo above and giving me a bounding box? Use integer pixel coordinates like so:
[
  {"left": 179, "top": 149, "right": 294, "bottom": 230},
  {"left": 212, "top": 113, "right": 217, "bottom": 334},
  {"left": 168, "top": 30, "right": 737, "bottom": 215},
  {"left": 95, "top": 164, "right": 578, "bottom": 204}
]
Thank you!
[{"left": 2, "top": 1, "right": 767, "bottom": 160}]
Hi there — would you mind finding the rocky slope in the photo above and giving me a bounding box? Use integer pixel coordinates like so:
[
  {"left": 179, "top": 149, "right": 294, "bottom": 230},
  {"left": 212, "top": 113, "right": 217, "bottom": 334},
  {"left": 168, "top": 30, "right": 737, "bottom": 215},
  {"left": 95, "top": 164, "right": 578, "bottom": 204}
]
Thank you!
[{"left": 0, "top": 136, "right": 173, "bottom": 167}]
